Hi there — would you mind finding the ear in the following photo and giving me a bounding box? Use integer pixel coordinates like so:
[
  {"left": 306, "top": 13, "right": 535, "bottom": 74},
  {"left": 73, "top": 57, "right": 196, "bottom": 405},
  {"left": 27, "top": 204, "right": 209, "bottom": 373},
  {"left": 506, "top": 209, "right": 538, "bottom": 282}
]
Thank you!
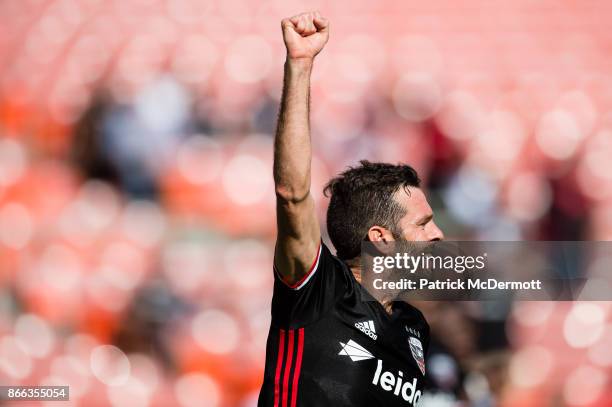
[
  {"left": 368, "top": 226, "right": 385, "bottom": 242},
  {"left": 367, "top": 225, "right": 395, "bottom": 242},
  {"left": 367, "top": 225, "right": 396, "bottom": 256}
]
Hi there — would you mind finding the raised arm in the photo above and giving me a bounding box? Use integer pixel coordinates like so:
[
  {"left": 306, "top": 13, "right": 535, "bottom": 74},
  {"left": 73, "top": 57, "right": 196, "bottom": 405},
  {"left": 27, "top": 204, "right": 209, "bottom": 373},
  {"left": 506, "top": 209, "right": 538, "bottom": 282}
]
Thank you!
[{"left": 273, "top": 11, "right": 329, "bottom": 286}]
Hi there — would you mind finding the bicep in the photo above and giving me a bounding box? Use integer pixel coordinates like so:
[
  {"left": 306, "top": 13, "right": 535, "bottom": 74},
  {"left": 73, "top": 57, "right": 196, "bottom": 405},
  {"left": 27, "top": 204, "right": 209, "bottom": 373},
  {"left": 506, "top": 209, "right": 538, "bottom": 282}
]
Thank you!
[{"left": 274, "top": 193, "right": 321, "bottom": 286}]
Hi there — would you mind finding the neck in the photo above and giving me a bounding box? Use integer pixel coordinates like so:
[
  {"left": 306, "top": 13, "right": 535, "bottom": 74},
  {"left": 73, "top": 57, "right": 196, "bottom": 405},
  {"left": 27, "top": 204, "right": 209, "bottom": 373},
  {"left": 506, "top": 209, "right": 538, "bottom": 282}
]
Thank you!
[{"left": 349, "top": 263, "right": 394, "bottom": 315}]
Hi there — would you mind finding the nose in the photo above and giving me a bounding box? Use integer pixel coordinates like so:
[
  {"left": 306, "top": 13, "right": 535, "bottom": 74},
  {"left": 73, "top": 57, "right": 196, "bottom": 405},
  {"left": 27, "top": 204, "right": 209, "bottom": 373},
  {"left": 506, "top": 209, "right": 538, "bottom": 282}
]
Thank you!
[{"left": 428, "top": 222, "right": 444, "bottom": 241}]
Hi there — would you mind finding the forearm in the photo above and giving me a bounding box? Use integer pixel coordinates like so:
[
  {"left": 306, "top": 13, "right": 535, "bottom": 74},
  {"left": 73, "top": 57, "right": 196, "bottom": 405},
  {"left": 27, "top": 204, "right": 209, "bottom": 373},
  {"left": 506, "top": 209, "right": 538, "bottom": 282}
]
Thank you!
[
  {"left": 273, "top": 58, "right": 313, "bottom": 202},
  {"left": 273, "top": 11, "right": 328, "bottom": 281}
]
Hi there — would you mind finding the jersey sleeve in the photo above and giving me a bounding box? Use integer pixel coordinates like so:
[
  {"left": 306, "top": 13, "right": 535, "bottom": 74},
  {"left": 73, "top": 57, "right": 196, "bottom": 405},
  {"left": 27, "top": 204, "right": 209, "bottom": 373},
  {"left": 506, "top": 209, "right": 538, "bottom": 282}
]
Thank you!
[{"left": 271, "top": 241, "right": 350, "bottom": 328}]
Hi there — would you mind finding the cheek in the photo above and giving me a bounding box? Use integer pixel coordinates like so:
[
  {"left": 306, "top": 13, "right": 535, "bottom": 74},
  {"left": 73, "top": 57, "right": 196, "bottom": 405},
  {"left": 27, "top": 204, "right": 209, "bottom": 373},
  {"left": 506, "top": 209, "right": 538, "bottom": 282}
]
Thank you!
[
  {"left": 401, "top": 223, "right": 433, "bottom": 242},
  {"left": 400, "top": 225, "right": 420, "bottom": 241}
]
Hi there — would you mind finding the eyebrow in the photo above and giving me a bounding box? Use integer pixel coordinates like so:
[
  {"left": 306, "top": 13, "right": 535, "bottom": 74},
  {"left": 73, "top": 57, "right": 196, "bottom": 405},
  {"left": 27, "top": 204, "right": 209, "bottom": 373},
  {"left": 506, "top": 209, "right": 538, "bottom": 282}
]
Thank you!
[{"left": 416, "top": 213, "right": 433, "bottom": 225}]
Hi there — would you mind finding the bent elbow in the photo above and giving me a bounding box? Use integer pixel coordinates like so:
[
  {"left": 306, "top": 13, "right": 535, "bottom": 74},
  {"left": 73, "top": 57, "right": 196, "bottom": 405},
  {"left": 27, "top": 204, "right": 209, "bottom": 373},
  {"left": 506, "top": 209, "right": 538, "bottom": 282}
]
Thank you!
[{"left": 275, "top": 184, "right": 310, "bottom": 203}]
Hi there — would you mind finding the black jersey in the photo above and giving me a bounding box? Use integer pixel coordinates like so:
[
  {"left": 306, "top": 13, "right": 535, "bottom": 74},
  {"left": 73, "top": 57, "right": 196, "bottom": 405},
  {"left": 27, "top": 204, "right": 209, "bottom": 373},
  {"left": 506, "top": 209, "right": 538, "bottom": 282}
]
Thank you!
[{"left": 258, "top": 241, "right": 430, "bottom": 407}]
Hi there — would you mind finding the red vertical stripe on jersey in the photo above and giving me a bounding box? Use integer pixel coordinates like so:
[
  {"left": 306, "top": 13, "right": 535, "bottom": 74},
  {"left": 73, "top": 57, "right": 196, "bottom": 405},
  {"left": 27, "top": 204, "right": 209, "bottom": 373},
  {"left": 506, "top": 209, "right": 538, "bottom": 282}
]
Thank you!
[
  {"left": 281, "top": 329, "right": 295, "bottom": 407},
  {"left": 273, "top": 329, "right": 286, "bottom": 407},
  {"left": 290, "top": 328, "right": 304, "bottom": 407}
]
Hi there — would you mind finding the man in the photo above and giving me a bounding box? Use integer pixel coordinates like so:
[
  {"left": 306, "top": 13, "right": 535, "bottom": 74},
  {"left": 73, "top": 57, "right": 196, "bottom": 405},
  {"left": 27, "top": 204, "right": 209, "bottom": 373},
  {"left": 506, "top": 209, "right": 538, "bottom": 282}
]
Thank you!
[{"left": 258, "top": 11, "right": 444, "bottom": 407}]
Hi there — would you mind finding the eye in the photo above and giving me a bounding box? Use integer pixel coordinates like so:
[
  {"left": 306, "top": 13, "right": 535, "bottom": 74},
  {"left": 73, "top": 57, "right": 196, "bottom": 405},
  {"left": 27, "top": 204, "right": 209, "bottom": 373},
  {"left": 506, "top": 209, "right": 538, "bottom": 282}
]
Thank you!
[{"left": 417, "top": 215, "right": 433, "bottom": 228}]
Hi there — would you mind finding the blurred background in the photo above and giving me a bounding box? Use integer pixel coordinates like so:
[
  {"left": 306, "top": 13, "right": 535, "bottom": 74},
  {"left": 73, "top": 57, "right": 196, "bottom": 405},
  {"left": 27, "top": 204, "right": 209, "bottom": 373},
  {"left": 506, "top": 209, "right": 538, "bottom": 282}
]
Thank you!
[{"left": 0, "top": 0, "right": 611, "bottom": 406}]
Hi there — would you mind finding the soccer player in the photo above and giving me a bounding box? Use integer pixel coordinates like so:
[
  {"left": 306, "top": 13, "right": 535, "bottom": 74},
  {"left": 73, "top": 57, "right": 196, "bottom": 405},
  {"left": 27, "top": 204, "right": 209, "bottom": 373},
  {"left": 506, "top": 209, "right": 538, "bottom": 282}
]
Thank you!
[{"left": 258, "top": 11, "right": 444, "bottom": 407}]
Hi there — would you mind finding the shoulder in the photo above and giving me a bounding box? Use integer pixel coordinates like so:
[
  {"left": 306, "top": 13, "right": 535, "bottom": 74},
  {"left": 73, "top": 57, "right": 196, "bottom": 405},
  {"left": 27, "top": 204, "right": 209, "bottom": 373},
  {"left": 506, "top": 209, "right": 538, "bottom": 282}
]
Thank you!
[{"left": 270, "top": 241, "right": 354, "bottom": 328}]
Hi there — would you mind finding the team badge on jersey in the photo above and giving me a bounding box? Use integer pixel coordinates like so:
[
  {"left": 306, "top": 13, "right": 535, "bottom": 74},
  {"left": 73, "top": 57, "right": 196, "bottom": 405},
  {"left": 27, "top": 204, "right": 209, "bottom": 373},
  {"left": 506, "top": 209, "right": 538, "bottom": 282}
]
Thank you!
[{"left": 408, "top": 336, "right": 426, "bottom": 375}]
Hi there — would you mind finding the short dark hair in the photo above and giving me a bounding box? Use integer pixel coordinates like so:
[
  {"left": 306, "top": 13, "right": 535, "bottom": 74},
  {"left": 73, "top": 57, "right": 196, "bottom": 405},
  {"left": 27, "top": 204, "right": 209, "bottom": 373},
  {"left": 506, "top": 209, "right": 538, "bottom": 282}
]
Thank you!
[{"left": 323, "top": 160, "right": 421, "bottom": 260}]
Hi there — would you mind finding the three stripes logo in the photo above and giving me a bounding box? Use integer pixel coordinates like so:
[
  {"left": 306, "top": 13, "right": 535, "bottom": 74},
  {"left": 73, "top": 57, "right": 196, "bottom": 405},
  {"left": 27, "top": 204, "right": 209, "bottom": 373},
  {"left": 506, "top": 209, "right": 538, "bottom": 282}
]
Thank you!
[
  {"left": 355, "top": 320, "right": 378, "bottom": 340},
  {"left": 273, "top": 328, "right": 304, "bottom": 407},
  {"left": 338, "top": 339, "right": 374, "bottom": 361}
]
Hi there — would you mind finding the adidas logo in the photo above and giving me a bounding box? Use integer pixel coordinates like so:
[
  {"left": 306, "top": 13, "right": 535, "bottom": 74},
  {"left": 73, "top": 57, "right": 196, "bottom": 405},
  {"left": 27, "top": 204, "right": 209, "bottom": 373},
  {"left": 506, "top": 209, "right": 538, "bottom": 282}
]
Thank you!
[
  {"left": 338, "top": 339, "right": 374, "bottom": 361},
  {"left": 355, "top": 320, "right": 378, "bottom": 340}
]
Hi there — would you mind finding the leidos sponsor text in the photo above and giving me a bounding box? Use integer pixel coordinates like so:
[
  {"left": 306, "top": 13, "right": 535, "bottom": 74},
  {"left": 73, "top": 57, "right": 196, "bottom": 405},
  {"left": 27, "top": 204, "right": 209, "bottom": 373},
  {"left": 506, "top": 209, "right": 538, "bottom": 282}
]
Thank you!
[
  {"left": 372, "top": 359, "right": 421, "bottom": 406},
  {"left": 339, "top": 340, "right": 422, "bottom": 406}
]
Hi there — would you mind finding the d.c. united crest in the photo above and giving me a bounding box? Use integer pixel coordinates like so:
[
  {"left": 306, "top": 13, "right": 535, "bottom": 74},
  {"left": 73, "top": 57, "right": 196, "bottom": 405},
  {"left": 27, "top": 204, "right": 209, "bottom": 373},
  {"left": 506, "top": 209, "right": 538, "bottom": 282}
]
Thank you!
[{"left": 408, "top": 336, "right": 426, "bottom": 375}]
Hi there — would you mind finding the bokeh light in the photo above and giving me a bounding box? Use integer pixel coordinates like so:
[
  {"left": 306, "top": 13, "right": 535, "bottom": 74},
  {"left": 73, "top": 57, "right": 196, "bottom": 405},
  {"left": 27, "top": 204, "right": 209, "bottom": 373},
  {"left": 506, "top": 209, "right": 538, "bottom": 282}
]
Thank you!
[
  {"left": 192, "top": 309, "right": 240, "bottom": 355},
  {"left": 509, "top": 345, "right": 553, "bottom": 388},
  {"left": 90, "top": 345, "right": 131, "bottom": 386},
  {"left": 563, "top": 303, "right": 606, "bottom": 348},
  {"left": 175, "top": 372, "right": 221, "bottom": 407}
]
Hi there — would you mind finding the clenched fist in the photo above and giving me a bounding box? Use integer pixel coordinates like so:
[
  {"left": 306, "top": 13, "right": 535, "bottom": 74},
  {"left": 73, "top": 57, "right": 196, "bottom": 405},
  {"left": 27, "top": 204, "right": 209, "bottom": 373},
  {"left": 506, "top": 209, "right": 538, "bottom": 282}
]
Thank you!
[{"left": 281, "top": 11, "right": 329, "bottom": 61}]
